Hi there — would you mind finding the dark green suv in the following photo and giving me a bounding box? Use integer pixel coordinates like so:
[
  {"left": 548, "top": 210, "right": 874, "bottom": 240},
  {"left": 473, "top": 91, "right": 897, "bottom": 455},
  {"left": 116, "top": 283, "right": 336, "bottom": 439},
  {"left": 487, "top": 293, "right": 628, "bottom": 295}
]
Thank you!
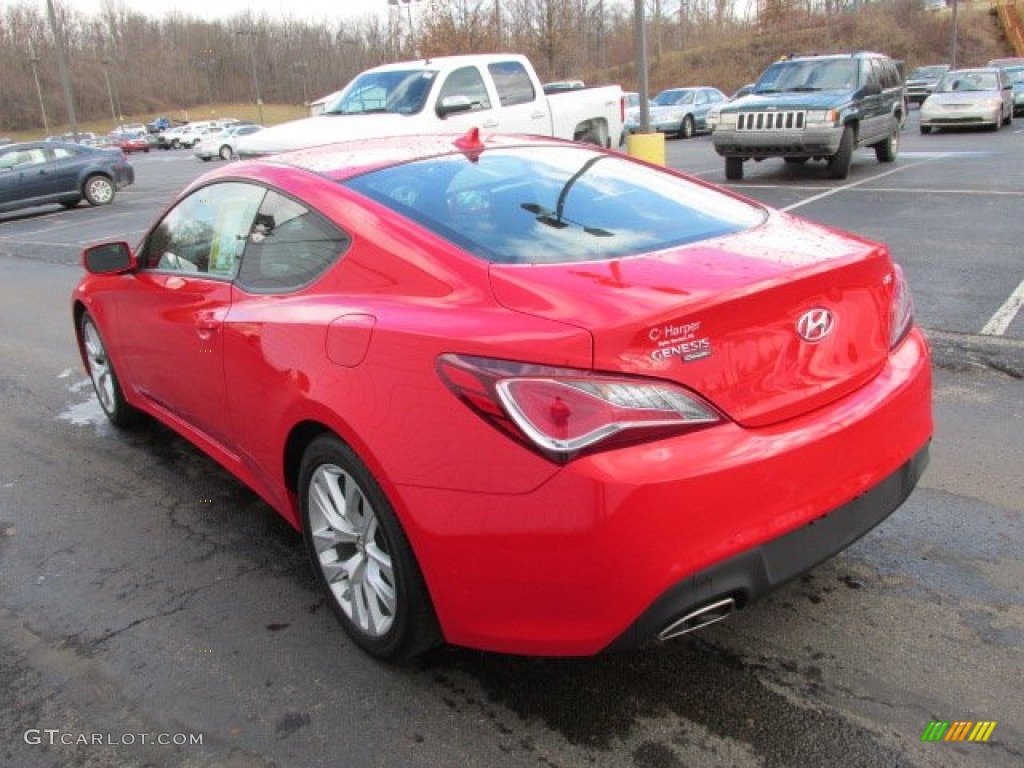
[{"left": 711, "top": 52, "right": 905, "bottom": 180}]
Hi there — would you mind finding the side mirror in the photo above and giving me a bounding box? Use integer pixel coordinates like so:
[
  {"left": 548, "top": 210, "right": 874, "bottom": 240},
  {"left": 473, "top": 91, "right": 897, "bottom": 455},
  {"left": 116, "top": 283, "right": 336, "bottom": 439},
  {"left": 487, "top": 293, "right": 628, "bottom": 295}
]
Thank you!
[
  {"left": 862, "top": 83, "right": 882, "bottom": 96},
  {"left": 437, "top": 95, "right": 476, "bottom": 118},
  {"left": 82, "top": 241, "right": 136, "bottom": 274}
]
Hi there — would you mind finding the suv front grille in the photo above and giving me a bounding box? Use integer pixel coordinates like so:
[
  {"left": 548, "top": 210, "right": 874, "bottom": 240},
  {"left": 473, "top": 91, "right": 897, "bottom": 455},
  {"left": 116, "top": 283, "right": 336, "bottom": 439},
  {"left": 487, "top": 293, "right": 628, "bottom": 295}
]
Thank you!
[{"left": 736, "top": 111, "right": 806, "bottom": 131}]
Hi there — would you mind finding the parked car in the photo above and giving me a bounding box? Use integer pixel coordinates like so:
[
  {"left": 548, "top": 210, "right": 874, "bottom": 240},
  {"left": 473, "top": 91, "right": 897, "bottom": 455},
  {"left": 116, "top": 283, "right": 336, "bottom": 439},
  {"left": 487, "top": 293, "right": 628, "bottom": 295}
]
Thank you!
[
  {"left": 110, "top": 132, "right": 150, "bottom": 153},
  {"left": 114, "top": 122, "right": 148, "bottom": 136},
  {"left": 712, "top": 51, "right": 905, "bottom": 180},
  {"left": 1004, "top": 64, "right": 1024, "bottom": 116},
  {"left": 626, "top": 86, "right": 726, "bottom": 138},
  {"left": 905, "top": 64, "right": 949, "bottom": 105},
  {"left": 236, "top": 54, "right": 625, "bottom": 157},
  {"left": 920, "top": 67, "right": 1013, "bottom": 133},
  {"left": 72, "top": 131, "right": 931, "bottom": 660},
  {"left": 193, "top": 123, "right": 264, "bottom": 161},
  {"left": 0, "top": 140, "right": 133, "bottom": 213},
  {"left": 986, "top": 57, "right": 1024, "bottom": 70},
  {"left": 147, "top": 116, "right": 172, "bottom": 133}
]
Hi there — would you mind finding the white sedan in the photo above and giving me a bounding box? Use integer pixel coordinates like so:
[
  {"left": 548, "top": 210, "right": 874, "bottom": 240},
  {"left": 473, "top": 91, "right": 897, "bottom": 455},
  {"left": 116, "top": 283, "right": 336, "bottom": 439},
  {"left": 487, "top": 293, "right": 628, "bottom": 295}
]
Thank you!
[
  {"left": 920, "top": 67, "right": 1014, "bottom": 133},
  {"left": 193, "top": 124, "right": 265, "bottom": 161}
]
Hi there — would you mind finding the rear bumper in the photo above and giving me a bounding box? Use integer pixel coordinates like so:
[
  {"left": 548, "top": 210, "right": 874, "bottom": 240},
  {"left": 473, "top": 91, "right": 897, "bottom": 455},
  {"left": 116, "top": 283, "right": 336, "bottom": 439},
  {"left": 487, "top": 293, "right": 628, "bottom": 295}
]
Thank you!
[
  {"left": 398, "top": 329, "right": 933, "bottom": 656},
  {"left": 607, "top": 442, "right": 929, "bottom": 650},
  {"left": 114, "top": 165, "right": 135, "bottom": 189}
]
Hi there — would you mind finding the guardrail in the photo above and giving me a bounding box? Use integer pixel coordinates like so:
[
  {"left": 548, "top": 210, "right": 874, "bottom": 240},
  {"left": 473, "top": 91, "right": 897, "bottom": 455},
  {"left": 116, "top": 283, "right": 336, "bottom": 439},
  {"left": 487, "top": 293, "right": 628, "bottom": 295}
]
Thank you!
[{"left": 994, "top": 0, "right": 1024, "bottom": 57}]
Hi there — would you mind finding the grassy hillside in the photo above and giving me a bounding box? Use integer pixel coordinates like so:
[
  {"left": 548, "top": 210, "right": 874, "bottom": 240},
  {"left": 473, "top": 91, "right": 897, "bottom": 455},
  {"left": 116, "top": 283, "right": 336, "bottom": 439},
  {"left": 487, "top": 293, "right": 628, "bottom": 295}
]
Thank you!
[{"left": 610, "top": 2, "right": 1010, "bottom": 94}]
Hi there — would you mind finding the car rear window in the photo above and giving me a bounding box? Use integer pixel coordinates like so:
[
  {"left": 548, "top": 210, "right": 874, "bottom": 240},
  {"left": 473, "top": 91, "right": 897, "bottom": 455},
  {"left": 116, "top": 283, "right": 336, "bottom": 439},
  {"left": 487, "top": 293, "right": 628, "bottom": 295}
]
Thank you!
[{"left": 343, "top": 146, "right": 766, "bottom": 264}]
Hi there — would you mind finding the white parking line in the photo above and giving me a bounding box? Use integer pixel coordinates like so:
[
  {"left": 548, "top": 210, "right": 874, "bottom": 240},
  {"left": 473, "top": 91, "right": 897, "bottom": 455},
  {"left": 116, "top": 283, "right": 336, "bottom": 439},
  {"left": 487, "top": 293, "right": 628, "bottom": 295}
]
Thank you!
[
  {"left": 980, "top": 280, "right": 1024, "bottom": 336},
  {"left": 781, "top": 157, "right": 944, "bottom": 212}
]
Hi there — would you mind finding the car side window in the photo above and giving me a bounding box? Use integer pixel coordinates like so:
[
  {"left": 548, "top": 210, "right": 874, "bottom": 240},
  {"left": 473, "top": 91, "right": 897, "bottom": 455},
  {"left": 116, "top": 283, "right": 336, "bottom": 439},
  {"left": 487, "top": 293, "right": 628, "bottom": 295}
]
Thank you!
[
  {"left": 53, "top": 147, "right": 76, "bottom": 160},
  {"left": 863, "top": 59, "right": 881, "bottom": 88},
  {"left": 235, "top": 190, "right": 350, "bottom": 294},
  {"left": 695, "top": 91, "right": 707, "bottom": 105},
  {"left": 1, "top": 148, "right": 47, "bottom": 170},
  {"left": 138, "top": 182, "right": 265, "bottom": 278},
  {"left": 437, "top": 66, "right": 492, "bottom": 113},
  {"left": 488, "top": 61, "right": 537, "bottom": 106}
]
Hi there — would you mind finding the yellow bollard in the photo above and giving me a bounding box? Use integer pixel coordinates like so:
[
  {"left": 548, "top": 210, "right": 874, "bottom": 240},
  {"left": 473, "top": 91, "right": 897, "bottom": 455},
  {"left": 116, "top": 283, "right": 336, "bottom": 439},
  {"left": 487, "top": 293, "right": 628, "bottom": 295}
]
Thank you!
[{"left": 625, "top": 132, "right": 666, "bottom": 166}]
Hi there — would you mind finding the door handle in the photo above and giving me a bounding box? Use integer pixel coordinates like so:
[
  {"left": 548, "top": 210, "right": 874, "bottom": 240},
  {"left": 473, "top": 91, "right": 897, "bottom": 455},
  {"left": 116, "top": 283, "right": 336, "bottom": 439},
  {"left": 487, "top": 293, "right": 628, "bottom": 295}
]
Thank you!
[
  {"left": 531, "top": 111, "right": 547, "bottom": 119},
  {"left": 481, "top": 119, "right": 499, "bottom": 128}
]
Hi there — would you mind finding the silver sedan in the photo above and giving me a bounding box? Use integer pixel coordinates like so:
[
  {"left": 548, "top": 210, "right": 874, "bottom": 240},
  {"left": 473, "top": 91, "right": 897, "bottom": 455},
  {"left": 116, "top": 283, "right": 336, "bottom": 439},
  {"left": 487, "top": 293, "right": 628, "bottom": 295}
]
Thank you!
[{"left": 920, "top": 67, "right": 1013, "bottom": 133}]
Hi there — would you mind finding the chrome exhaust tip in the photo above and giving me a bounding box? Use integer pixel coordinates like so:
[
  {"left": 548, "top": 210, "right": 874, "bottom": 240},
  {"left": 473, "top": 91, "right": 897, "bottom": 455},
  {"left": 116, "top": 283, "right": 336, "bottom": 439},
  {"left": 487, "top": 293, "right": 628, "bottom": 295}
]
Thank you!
[{"left": 657, "top": 597, "right": 736, "bottom": 642}]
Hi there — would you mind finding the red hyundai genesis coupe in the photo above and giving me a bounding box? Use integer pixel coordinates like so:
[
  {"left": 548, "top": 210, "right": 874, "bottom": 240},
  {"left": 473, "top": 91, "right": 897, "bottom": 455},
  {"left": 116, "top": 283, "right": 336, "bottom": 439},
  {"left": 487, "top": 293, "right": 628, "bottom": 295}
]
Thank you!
[{"left": 73, "top": 131, "right": 932, "bottom": 660}]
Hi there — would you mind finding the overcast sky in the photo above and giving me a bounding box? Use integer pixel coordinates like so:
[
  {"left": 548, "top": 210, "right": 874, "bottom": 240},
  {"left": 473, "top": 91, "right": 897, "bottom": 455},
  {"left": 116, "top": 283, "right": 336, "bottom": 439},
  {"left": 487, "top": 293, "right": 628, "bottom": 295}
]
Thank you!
[{"left": 69, "top": 0, "right": 403, "bottom": 24}]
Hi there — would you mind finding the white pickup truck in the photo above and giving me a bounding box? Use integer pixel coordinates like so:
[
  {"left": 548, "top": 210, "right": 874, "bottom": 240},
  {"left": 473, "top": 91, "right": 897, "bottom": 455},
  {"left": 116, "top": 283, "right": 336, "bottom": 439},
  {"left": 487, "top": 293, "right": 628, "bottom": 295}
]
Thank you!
[{"left": 237, "top": 54, "right": 624, "bottom": 158}]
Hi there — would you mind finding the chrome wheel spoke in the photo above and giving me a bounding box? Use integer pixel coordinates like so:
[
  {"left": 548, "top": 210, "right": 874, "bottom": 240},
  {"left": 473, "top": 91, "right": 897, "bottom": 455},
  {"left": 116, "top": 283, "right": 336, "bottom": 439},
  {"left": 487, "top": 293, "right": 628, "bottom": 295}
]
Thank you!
[{"left": 308, "top": 463, "right": 396, "bottom": 638}]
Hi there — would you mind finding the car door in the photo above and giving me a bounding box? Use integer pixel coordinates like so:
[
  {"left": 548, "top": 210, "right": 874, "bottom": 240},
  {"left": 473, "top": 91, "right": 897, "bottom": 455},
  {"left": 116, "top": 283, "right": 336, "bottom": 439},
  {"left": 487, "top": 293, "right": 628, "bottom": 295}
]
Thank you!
[
  {"left": 485, "top": 60, "right": 552, "bottom": 134},
  {"left": 858, "top": 58, "right": 885, "bottom": 144},
  {"left": 433, "top": 64, "right": 502, "bottom": 133},
  {"left": 0, "top": 145, "right": 54, "bottom": 206},
  {"left": 115, "top": 181, "right": 265, "bottom": 444},
  {"left": 50, "top": 145, "right": 85, "bottom": 196}
]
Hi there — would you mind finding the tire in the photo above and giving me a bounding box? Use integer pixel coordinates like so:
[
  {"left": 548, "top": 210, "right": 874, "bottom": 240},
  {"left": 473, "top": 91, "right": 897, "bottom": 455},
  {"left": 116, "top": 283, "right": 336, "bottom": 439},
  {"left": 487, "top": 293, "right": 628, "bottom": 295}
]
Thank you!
[
  {"left": 874, "top": 119, "right": 899, "bottom": 163},
  {"left": 83, "top": 175, "right": 115, "bottom": 206},
  {"left": 920, "top": 125, "right": 932, "bottom": 135},
  {"left": 1002, "top": 106, "right": 1012, "bottom": 126},
  {"left": 828, "top": 126, "right": 853, "bottom": 180},
  {"left": 171, "top": 139, "right": 180, "bottom": 149},
  {"left": 79, "top": 313, "right": 139, "bottom": 428},
  {"left": 678, "top": 115, "right": 695, "bottom": 140},
  {"left": 219, "top": 145, "right": 234, "bottom": 161},
  {"left": 299, "top": 435, "right": 441, "bottom": 661},
  {"left": 784, "top": 157, "right": 809, "bottom": 165},
  {"left": 725, "top": 157, "right": 744, "bottom": 180}
]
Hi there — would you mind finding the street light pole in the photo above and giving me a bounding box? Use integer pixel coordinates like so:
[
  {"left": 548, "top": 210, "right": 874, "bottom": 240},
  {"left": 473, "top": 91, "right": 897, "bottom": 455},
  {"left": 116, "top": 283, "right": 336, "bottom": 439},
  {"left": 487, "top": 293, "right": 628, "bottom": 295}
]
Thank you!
[
  {"left": 29, "top": 44, "right": 50, "bottom": 134},
  {"left": 951, "top": 0, "right": 960, "bottom": 70},
  {"left": 237, "top": 30, "right": 264, "bottom": 125},
  {"left": 45, "top": 0, "right": 79, "bottom": 140},
  {"left": 102, "top": 59, "right": 118, "bottom": 128}
]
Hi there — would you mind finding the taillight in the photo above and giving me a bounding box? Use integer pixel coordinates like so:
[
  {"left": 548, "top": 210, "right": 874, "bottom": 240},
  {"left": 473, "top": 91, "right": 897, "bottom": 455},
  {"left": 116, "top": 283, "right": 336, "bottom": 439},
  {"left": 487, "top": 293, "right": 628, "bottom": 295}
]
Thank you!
[
  {"left": 437, "top": 354, "right": 721, "bottom": 463},
  {"left": 889, "top": 264, "right": 914, "bottom": 348}
]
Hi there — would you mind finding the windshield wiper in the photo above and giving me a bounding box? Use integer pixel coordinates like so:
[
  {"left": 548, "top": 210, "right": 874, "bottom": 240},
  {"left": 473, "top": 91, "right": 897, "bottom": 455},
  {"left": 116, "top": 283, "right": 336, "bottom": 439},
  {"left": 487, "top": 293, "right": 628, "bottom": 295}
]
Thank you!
[
  {"left": 520, "top": 203, "right": 614, "bottom": 237},
  {"left": 787, "top": 86, "right": 821, "bottom": 92}
]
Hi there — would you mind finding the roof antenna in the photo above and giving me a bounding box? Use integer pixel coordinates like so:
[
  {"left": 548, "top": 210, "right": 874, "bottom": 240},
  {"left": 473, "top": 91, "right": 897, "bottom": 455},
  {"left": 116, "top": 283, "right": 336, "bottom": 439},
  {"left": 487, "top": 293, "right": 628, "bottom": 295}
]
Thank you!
[{"left": 454, "top": 127, "right": 485, "bottom": 161}]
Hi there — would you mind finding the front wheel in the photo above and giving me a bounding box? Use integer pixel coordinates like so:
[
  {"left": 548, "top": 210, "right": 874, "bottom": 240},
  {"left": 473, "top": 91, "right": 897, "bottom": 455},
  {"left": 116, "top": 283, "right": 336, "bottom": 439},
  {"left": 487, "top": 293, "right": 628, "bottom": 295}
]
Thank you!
[
  {"left": 219, "top": 145, "right": 234, "bottom": 161},
  {"left": 920, "top": 125, "right": 932, "bottom": 135},
  {"left": 79, "top": 313, "right": 138, "bottom": 427},
  {"left": 724, "top": 156, "right": 744, "bottom": 180},
  {"left": 299, "top": 435, "right": 440, "bottom": 661},
  {"left": 83, "top": 175, "right": 115, "bottom": 206},
  {"left": 828, "top": 126, "right": 853, "bottom": 180}
]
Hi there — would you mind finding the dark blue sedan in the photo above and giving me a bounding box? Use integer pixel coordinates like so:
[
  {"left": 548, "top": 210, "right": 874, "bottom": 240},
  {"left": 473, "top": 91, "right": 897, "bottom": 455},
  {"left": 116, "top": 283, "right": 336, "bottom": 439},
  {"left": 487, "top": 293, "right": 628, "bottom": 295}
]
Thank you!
[{"left": 0, "top": 141, "right": 134, "bottom": 214}]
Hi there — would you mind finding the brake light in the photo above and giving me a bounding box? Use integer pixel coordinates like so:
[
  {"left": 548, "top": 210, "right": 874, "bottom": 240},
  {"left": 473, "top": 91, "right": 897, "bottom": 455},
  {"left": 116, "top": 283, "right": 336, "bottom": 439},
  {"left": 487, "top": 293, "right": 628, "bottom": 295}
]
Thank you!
[
  {"left": 889, "top": 264, "right": 914, "bottom": 348},
  {"left": 437, "top": 354, "right": 721, "bottom": 463}
]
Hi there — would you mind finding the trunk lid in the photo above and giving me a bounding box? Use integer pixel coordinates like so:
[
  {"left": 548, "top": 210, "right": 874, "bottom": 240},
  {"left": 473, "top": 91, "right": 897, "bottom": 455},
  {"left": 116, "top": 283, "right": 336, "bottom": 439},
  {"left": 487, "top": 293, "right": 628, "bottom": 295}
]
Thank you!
[{"left": 488, "top": 214, "right": 894, "bottom": 428}]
